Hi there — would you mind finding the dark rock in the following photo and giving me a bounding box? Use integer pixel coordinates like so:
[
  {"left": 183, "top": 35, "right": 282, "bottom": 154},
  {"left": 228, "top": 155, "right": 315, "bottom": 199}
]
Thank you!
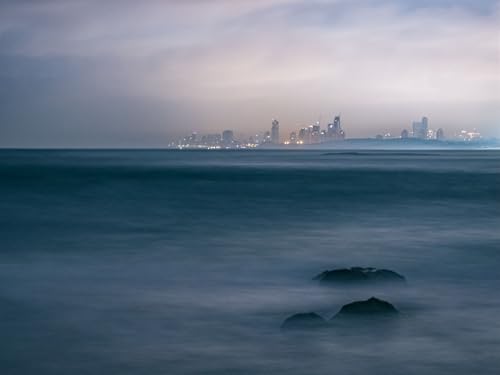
[
  {"left": 312, "top": 271, "right": 329, "bottom": 281},
  {"left": 333, "top": 297, "right": 399, "bottom": 319},
  {"left": 313, "top": 267, "right": 405, "bottom": 285},
  {"left": 281, "top": 312, "right": 327, "bottom": 331}
]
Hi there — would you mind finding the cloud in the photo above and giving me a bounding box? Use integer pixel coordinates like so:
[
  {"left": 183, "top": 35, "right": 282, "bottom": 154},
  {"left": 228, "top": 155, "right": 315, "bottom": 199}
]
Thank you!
[{"left": 0, "top": 0, "right": 499, "bottom": 146}]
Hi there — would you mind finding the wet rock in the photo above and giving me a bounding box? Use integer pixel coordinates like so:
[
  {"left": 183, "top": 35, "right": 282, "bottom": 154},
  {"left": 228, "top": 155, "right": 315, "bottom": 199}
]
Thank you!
[
  {"left": 281, "top": 312, "right": 327, "bottom": 331},
  {"left": 333, "top": 297, "right": 399, "bottom": 319},
  {"left": 313, "top": 267, "right": 405, "bottom": 285}
]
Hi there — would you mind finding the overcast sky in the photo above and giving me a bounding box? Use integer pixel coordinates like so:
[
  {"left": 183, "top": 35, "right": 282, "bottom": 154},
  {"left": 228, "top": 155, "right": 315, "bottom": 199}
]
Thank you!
[{"left": 0, "top": 0, "right": 499, "bottom": 147}]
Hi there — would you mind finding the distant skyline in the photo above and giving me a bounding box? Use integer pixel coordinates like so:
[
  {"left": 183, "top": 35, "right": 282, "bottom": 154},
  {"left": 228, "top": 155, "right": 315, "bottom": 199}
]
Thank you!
[{"left": 1, "top": 0, "right": 499, "bottom": 147}]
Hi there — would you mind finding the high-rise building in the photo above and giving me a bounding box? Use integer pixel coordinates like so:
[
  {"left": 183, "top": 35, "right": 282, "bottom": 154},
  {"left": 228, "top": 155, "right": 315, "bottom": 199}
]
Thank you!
[
  {"left": 422, "top": 117, "right": 428, "bottom": 129},
  {"left": 327, "top": 115, "right": 345, "bottom": 139},
  {"left": 311, "top": 123, "right": 321, "bottom": 143},
  {"left": 298, "top": 127, "right": 309, "bottom": 144},
  {"left": 263, "top": 131, "right": 271, "bottom": 143},
  {"left": 327, "top": 123, "right": 334, "bottom": 135},
  {"left": 222, "top": 130, "right": 234, "bottom": 146},
  {"left": 333, "top": 115, "right": 341, "bottom": 130},
  {"left": 320, "top": 129, "right": 327, "bottom": 142},
  {"left": 412, "top": 117, "right": 429, "bottom": 139},
  {"left": 271, "top": 119, "right": 280, "bottom": 144},
  {"left": 436, "top": 128, "right": 445, "bottom": 140}
]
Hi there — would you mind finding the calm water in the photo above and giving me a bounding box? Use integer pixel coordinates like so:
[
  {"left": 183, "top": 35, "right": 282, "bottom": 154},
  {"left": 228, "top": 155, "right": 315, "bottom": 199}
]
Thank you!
[{"left": 1, "top": 149, "right": 499, "bottom": 374}]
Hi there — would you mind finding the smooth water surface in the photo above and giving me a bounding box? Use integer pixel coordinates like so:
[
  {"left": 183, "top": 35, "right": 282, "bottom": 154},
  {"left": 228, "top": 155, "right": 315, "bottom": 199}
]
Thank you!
[{"left": 1, "top": 149, "right": 499, "bottom": 374}]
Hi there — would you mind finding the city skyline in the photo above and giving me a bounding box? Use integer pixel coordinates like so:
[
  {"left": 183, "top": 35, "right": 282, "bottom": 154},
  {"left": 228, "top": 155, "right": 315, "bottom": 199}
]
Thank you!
[
  {"left": 173, "top": 114, "right": 487, "bottom": 149},
  {"left": 0, "top": 0, "right": 499, "bottom": 147}
]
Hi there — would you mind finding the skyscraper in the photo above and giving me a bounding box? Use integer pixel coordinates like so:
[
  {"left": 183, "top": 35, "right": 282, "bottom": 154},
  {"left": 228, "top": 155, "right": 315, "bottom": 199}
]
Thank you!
[
  {"left": 436, "top": 128, "right": 445, "bottom": 140},
  {"left": 311, "top": 123, "right": 321, "bottom": 143},
  {"left": 327, "top": 115, "right": 345, "bottom": 139},
  {"left": 222, "top": 130, "right": 234, "bottom": 146},
  {"left": 422, "top": 117, "right": 428, "bottom": 130},
  {"left": 271, "top": 119, "right": 280, "bottom": 144},
  {"left": 264, "top": 131, "right": 271, "bottom": 143},
  {"left": 298, "top": 127, "right": 309, "bottom": 144},
  {"left": 412, "top": 117, "right": 429, "bottom": 139}
]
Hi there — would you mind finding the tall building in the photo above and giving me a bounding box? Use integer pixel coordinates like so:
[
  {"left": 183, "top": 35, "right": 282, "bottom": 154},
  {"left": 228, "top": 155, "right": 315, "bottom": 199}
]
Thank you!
[
  {"left": 412, "top": 117, "right": 429, "bottom": 139},
  {"left": 271, "top": 119, "right": 280, "bottom": 144},
  {"left": 320, "top": 129, "right": 327, "bottom": 142},
  {"left": 311, "top": 123, "right": 321, "bottom": 143},
  {"left": 222, "top": 130, "right": 234, "bottom": 146},
  {"left": 401, "top": 129, "right": 409, "bottom": 139},
  {"left": 436, "top": 128, "right": 445, "bottom": 140},
  {"left": 263, "top": 131, "right": 271, "bottom": 143},
  {"left": 327, "top": 115, "right": 345, "bottom": 139},
  {"left": 333, "top": 115, "right": 341, "bottom": 131},
  {"left": 298, "top": 127, "right": 309, "bottom": 144},
  {"left": 422, "top": 117, "right": 428, "bottom": 129}
]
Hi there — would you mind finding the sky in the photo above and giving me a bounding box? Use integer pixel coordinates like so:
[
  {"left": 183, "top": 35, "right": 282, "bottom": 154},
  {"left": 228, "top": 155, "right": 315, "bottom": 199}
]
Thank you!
[{"left": 0, "top": 0, "right": 499, "bottom": 147}]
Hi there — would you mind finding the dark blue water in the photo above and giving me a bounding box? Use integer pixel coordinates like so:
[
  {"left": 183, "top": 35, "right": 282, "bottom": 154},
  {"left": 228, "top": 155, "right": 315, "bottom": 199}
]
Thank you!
[{"left": 1, "top": 150, "right": 499, "bottom": 374}]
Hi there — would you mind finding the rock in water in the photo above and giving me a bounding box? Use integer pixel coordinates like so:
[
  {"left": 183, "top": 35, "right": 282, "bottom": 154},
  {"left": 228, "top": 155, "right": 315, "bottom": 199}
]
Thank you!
[
  {"left": 313, "top": 267, "right": 405, "bottom": 285},
  {"left": 333, "top": 297, "right": 399, "bottom": 319},
  {"left": 281, "top": 312, "right": 327, "bottom": 331}
]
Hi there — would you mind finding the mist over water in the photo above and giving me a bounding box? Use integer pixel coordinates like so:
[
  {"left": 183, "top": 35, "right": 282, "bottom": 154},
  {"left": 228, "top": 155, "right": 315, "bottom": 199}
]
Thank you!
[{"left": 1, "top": 150, "right": 499, "bottom": 374}]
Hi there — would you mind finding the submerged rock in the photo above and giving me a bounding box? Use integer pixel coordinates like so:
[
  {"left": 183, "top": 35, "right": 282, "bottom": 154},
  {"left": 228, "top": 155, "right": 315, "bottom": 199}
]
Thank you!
[
  {"left": 313, "top": 267, "right": 405, "bottom": 285},
  {"left": 281, "top": 312, "right": 327, "bottom": 331},
  {"left": 333, "top": 297, "right": 399, "bottom": 319}
]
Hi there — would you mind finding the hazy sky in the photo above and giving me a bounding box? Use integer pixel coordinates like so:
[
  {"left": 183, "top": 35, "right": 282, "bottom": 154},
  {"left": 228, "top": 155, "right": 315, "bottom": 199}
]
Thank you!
[{"left": 0, "top": 0, "right": 499, "bottom": 147}]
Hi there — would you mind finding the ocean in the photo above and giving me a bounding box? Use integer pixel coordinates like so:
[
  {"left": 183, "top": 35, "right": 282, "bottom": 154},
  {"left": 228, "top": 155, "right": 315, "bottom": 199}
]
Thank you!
[{"left": 0, "top": 149, "right": 499, "bottom": 374}]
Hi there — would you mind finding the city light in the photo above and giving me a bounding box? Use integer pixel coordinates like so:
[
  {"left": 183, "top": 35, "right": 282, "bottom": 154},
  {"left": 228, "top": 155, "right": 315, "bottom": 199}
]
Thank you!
[{"left": 173, "top": 115, "right": 484, "bottom": 149}]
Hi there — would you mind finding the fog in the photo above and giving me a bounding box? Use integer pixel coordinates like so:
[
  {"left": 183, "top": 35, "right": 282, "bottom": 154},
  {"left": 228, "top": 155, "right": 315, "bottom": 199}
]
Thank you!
[{"left": 0, "top": 1, "right": 499, "bottom": 147}]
